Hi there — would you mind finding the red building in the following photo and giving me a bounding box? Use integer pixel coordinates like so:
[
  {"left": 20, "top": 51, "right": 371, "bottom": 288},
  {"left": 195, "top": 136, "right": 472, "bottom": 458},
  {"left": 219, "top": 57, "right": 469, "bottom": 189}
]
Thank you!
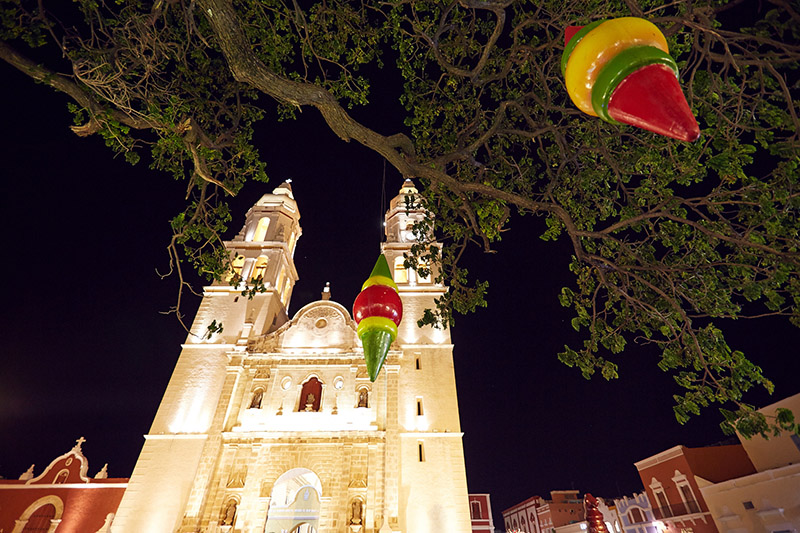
[
  {"left": 502, "top": 490, "right": 585, "bottom": 533},
  {"left": 634, "top": 444, "right": 756, "bottom": 533},
  {"left": 0, "top": 438, "right": 127, "bottom": 533},
  {"left": 502, "top": 495, "right": 543, "bottom": 532},
  {"left": 469, "top": 493, "right": 496, "bottom": 532}
]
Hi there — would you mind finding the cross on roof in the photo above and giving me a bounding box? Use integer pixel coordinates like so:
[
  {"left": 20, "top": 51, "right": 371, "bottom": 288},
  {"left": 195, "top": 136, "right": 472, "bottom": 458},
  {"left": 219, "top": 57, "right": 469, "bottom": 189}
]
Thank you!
[{"left": 74, "top": 436, "right": 86, "bottom": 449}]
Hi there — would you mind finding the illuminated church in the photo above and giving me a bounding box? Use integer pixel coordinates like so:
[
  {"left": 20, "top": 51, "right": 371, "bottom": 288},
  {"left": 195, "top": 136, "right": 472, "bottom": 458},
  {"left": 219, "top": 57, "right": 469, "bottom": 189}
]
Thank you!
[{"left": 111, "top": 180, "right": 473, "bottom": 532}]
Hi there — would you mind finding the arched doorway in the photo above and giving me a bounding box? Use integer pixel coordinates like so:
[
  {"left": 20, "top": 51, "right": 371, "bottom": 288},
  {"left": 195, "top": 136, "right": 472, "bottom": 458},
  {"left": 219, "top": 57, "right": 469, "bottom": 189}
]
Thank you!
[{"left": 264, "top": 468, "right": 322, "bottom": 533}]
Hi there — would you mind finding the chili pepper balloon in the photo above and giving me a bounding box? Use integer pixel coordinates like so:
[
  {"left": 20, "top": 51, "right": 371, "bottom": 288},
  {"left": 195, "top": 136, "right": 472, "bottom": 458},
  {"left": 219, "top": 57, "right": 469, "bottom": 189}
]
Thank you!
[
  {"left": 353, "top": 254, "right": 403, "bottom": 381},
  {"left": 562, "top": 17, "right": 700, "bottom": 142},
  {"left": 584, "top": 494, "right": 609, "bottom": 533}
]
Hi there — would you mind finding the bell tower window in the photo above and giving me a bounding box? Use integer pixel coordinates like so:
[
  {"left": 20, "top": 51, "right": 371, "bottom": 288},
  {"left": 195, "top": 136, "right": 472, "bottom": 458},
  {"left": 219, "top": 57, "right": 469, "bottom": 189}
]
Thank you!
[
  {"left": 253, "top": 217, "right": 271, "bottom": 241},
  {"left": 417, "top": 261, "right": 431, "bottom": 283},
  {"left": 251, "top": 256, "right": 269, "bottom": 282},
  {"left": 393, "top": 257, "right": 408, "bottom": 283},
  {"left": 228, "top": 255, "right": 245, "bottom": 282}
]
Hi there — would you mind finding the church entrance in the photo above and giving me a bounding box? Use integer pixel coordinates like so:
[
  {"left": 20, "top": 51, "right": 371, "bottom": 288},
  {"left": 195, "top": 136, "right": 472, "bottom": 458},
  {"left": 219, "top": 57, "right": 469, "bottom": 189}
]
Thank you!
[{"left": 264, "top": 468, "right": 322, "bottom": 533}]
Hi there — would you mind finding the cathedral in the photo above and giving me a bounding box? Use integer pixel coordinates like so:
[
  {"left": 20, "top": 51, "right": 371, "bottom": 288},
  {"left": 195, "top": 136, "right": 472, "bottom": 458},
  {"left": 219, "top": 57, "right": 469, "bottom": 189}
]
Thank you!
[{"left": 111, "top": 180, "right": 473, "bottom": 532}]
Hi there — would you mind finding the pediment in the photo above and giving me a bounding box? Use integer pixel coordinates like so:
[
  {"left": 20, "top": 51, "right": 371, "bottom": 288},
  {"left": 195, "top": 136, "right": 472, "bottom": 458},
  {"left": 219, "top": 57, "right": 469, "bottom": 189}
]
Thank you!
[
  {"left": 277, "top": 300, "right": 358, "bottom": 351},
  {"left": 27, "top": 441, "right": 90, "bottom": 485}
]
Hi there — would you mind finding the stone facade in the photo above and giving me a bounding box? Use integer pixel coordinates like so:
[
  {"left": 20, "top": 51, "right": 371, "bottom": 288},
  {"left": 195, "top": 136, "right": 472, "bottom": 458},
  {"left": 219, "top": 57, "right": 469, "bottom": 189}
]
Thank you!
[{"left": 113, "top": 181, "right": 471, "bottom": 532}]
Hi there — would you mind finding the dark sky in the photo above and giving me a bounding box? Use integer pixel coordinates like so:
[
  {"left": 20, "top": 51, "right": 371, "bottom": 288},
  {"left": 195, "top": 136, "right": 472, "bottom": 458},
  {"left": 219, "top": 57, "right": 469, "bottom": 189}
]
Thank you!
[{"left": 1, "top": 19, "right": 799, "bottom": 525}]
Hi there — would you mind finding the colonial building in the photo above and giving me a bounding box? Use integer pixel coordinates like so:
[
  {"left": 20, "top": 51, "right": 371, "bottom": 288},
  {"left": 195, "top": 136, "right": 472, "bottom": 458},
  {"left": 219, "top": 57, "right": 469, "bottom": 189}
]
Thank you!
[
  {"left": 0, "top": 438, "right": 127, "bottom": 533},
  {"left": 112, "top": 180, "right": 472, "bottom": 532},
  {"left": 502, "top": 490, "right": 587, "bottom": 533},
  {"left": 698, "top": 392, "right": 800, "bottom": 533},
  {"left": 634, "top": 444, "right": 756, "bottom": 533},
  {"left": 614, "top": 492, "right": 659, "bottom": 533}
]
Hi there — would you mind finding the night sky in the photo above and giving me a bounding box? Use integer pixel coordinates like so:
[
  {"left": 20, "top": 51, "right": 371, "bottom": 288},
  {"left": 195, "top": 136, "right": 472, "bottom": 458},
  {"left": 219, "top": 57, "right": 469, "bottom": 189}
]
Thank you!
[{"left": 2, "top": 20, "right": 799, "bottom": 525}]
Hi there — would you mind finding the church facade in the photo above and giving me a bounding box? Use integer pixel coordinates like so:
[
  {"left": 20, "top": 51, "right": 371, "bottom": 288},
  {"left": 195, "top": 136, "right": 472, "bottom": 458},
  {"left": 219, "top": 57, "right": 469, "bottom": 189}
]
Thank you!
[{"left": 112, "top": 181, "right": 472, "bottom": 532}]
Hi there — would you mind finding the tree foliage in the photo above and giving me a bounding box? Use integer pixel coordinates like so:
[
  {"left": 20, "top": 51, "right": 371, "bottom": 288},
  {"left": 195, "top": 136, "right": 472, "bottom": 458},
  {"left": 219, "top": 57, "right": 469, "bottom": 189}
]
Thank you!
[{"left": 1, "top": 0, "right": 799, "bottom": 436}]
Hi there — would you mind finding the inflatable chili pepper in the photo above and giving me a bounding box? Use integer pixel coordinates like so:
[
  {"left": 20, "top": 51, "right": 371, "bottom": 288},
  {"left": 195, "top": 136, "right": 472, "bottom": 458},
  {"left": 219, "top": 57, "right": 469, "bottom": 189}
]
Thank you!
[
  {"left": 353, "top": 254, "right": 403, "bottom": 381},
  {"left": 563, "top": 17, "right": 700, "bottom": 142}
]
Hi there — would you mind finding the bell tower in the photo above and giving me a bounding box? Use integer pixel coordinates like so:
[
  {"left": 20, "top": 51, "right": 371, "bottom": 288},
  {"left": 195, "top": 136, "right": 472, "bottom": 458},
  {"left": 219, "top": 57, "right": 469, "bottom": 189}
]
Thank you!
[
  {"left": 381, "top": 179, "right": 472, "bottom": 532},
  {"left": 113, "top": 180, "right": 471, "bottom": 533},
  {"left": 113, "top": 182, "right": 302, "bottom": 532}
]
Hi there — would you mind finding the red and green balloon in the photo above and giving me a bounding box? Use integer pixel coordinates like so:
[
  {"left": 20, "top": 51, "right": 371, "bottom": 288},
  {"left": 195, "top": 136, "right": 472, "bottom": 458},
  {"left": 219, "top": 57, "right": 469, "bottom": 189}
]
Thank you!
[
  {"left": 562, "top": 17, "right": 700, "bottom": 142},
  {"left": 353, "top": 255, "right": 403, "bottom": 381}
]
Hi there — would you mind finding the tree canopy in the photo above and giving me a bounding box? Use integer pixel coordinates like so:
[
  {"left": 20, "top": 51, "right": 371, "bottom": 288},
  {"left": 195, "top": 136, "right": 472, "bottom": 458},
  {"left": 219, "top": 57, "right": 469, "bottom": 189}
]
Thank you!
[{"left": 1, "top": 0, "right": 799, "bottom": 437}]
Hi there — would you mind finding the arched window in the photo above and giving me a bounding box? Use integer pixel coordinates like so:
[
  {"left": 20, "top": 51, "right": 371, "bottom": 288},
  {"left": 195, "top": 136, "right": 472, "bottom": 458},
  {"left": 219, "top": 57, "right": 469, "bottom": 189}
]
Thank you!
[
  {"left": 298, "top": 377, "right": 322, "bottom": 412},
  {"left": 253, "top": 217, "right": 271, "bottom": 241},
  {"left": 16, "top": 496, "right": 63, "bottom": 533},
  {"left": 393, "top": 257, "right": 408, "bottom": 283},
  {"left": 628, "top": 507, "right": 644, "bottom": 524},
  {"left": 54, "top": 469, "right": 69, "bottom": 484},
  {"left": 228, "top": 255, "right": 245, "bottom": 281},
  {"left": 251, "top": 256, "right": 269, "bottom": 282},
  {"left": 21, "top": 504, "right": 56, "bottom": 532}
]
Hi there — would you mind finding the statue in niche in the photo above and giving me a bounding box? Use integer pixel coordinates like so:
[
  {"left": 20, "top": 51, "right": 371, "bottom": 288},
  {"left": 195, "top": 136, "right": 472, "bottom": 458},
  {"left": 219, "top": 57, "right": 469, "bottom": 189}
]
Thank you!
[
  {"left": 220, "top": 500, "right": 237, "bottom": 526},
  {"left": 357, "top": 388, "right": 368, "bottom": 408},
  {"left": 350, "top": 499, "right": 363, "bottom": 525},
  {"left": 249, "top": 389, "right": 263, "bottom": 409},
  {"left": 304, "top": 393, "right": 316, "bottom": 411}
]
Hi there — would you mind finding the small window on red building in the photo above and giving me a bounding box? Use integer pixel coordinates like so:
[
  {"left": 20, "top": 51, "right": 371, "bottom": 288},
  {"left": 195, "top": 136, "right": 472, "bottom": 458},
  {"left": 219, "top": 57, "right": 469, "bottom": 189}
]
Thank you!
[{"left": 470, "top": 500, "right": 482, "bottom": 519}]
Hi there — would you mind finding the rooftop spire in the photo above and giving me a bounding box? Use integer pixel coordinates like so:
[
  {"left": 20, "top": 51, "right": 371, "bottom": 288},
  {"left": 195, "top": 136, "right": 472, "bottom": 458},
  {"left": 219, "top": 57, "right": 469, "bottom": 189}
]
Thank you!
[{"left": 399, "top": 179, "right": 417, "bottom": 195}]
